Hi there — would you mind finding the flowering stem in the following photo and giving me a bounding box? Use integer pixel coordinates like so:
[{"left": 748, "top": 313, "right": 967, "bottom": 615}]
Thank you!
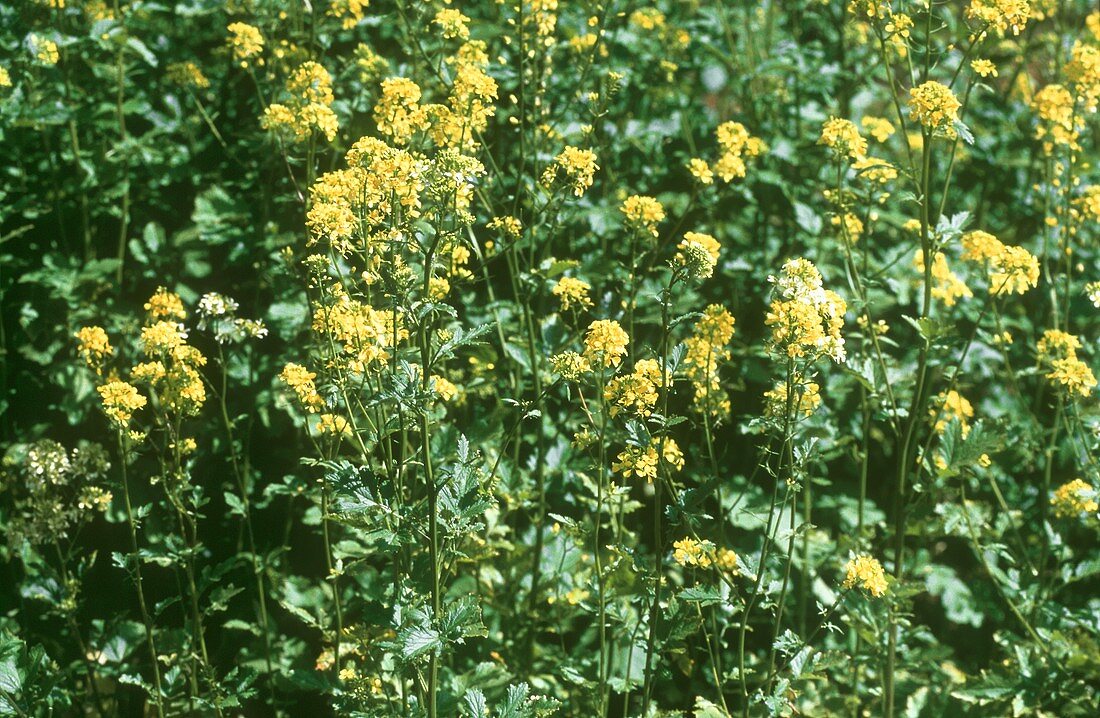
[
  {"left": 641, "top": 272, "right": 678, "bottom": 715},
  {"left": 117, "top": 431, "right": 165, "bottom": 718}
]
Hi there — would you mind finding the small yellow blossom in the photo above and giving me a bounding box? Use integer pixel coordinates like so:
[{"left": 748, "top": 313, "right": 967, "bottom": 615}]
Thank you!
[
  {"left": 1051, "top": 479, "right": 1099, "bottom": 518},
  {"left": 908, "top": 81, "right": 961, "bottom": 133},
  {"left": 842, "top": 554, "right": 888, "bottom": 597},
  {"left": 552, "top": 276, "right": 593, "bottom": 312},
  {"left": 583, "top": 319, "right": 629, "bottom": 368}
]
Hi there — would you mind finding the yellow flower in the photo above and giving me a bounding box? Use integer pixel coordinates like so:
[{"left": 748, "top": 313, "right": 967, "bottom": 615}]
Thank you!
[
  {"left": 683, "top": 305, "right": 735, "bottom": 417},
  {"left": 932, "top": 390, "right": 974, "bottom": 436},
  {"left": 1051, "top": 479, "right": 1099, "bottom": 518},
  {"left": 712, "top": 121, "right": 766, "bottom": 182},
  {"left": 1031, "top": 83, "right": 1079, "bottom": 151},
  {"left": 550, "top": 351, "right": 591, "bottom": 381},
  {"left": 315, "top": 414, "right": 351, "bottom": 436},
  {"left": 675, "top": 232, "right": 720, "bottom": 279},
  {"left": 764, "top": 376, "right": 821, "bottom": 418},
  {"left": 76, "top": 326, "right": 112, "bottom": 371},
  {"left": 167, "top": 61, "right": 210, "bottom": 89},
  {"left": 29, "top": 35, "right": 59, "bottom": 66},
  {"left": 853, "top": 157, "right": 898, "bottom": 184},
  {"left": 971, "top": 59, "right": 998, "bottom": 78},
  {"left": 1037, "top": 329, "right": 1096, "bottom": 397},
  {"left": 373, "top": 77, "right": 430, "bottom": 145},
  {"left": 987, "top": 245, "right": 1039, "bottom": 295},
  {"left": 861, "top": 116, "right": 895, "bottom": 142},
  {"left": 543, "top": 146, "right": 599, "bottom": 197},
  {"left": 765, "top": 258, "right": 846, "bottom": 363},
  {"left": 328, "top": 0, "right": 369, "bottom": 29},
  {"left": 583, "top": 319, "right": 629, "bottom": 368},
  {"left": 908, "top": 81, "right": 961, "bottom": 133},
  {"left": 0, "top": 67, "right": 11, "bottom": 88},
  {"left": 1047, "top": 357, "right": 1097, "bottom": 397},
  {"left": 144, "top": 287, "right": 187, "bottom": 320},
  {"left": 842, "top": 554, "right": 888, "bottom": 597},
  {"left": 434, "top": 8, "right": 471, "bottom": 39},
  {"left": 432, "top": 375, "right": 459, "bottom": 402},
  {"left": 552, "top": 276, "right": 593, "bottom": 311},
  {"left": 960, "top": 230, "right": 1005, "bottom": 262},
  {"left": 966, "top": 0, "right": 1030, "bottom": 36},
  {"left": 280, "top": 363, "right": 325, "bottom": 412},
  {"left": 688, "top": 158, "right": 714, "bottom": 185},
  {"left": 97, "top": 381, "right": 147, "bottom": 428},
  {"left": 715, "top": 548, "right": 739, "bottom": 572},
  {"left": 604, "top": 359, "right": 661, "bottom": 417},
  {"left": 673, "top": 537, "right": 715, "bottom": 568},
  {"left": 263, "top": 62, "right": 339, "bottom": 143},
  {"left": 914, "top": 250, "right": 972, "bottom": 307},
  {"left": 819, "top": 117, "right": 867, "bottom": 160},
  {"left": 621, "top": 195, "right": 666, "bottom": 237},
  {"left": 140, "top": 321, "right": 187, "bottom": 354},
  {"left": 612, "top": 442, "right": 659, "bottom": 482},
  {"left": 227, "top": 22, "right": 264, "bottom": 67}
]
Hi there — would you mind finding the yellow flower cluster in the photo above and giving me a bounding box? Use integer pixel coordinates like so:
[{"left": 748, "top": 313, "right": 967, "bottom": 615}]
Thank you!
[
  {"left": 552, "top": 276, "right": 593, "bottom": 312},
  {"left": 853, "top": 157, "right": 898, "bottom": 186},
  {"left": 965, "top": 0, "right": 1030, "bottom": 36},
  {"left": 1038, "top": 329, "right": 1097, "bottom": 398},
  {"left": 604, "top": 359, "right": 661, "bottom": 417},
  {"left": 621, "top": 195, "right": 666, "bottom": 238},
  {"left": 861, "top": 116, "right": 895, "bottom": 143},
  {"left": 988, "top": 246, "right": 1040, "bottom": 296},
  {"left": 328, "top": 0, "right": 369, "bottom": 30},
  {"left": 932, "top": 389, "right": 974, "bottom": 437},
  {"left": 133, "top": 305, "right": 208, "bottom": 417},
  {"left": 971, "top": 59, "right": 998, "bottom": 78},
  {"left": 167, "top": 61, "right": 210, "bottom": 90},
  {"left": 549, "top": 351, "right": 591, "bottom": 381},
  {"left": 227, "top": 22, "right": 264, "bottom": 67},
  {"left": 312, "top": 288, "right": 408, "bottom": 373},
  {"left": 842, "top": 554, "right": 888, "bottom": 597},
  {"left": 683, "top": 305, "right": 735, "bottom": 416},
  {"left": 97, "top": 381, "right": 147, "bottom": 428},
  {"left": 612, "top": 442, "right": 658, "bottom": 482},
  {"left": 76, "top": 326, "right": 112, "bottom": 372},
  {"left": 958, "top": 231, "right": 1039, "bottom": 295},
  {"left": 913, "top": 250, "right": 972, "bottom": 307},
  {"left": 819, "top": 117, "right": 867, "bottom": 161},
  {"left": 434, "top": 8, "right": 471, "bottom": 40},
  {"left": 583, "top": 319, "right": 629, "bottom": 368},
  {"left": 612, "top": 437, "right": 683, "bottom": 482},
  {"left": 1031, "top": 84, "right": 1078, "bottom": 151},
  {"left": 543, "top": 146, "right": 599, "bottom": 197},
  {"left": 763, "top": 376, "right": 822, "bottom": 419},
  {"left": 145, "top": 286, "right": 187, "bottom": 319},
  {"left": 709, "top": 121, "right": 766, "bottom": 183},
  {"left": 373, "top": 77, "right": 430, "bottom": 145},
  {"left": 524, "top": 0, "right": 559, "bottom": 39},
  {"left": 306, "top": 137, "right": 423, "bottom": 252},
  {"left": 1050, "top": 479, "right": 1099, "bottom": 518},
  {"left": 673, "top": 537, "right": 737, "bottom": 571},
  {"left": 765, "top": 258, "right": 847, "bottom": 363},
  {"left": 908, "top": 81, "right": 961, "bottom": 133},
  {"left": 280, "top": 363, "right": 325, "bottom": 413},
  {"left": 1066, "top": 40, "right": 1100, "bottom": 112},
  {"left": 262, "top": 61, "right": 339, "bottom": 143},
  {"left": 29, "top": 34, "right": 59, "bottom": 66},
  {"left": 429, "top": 42, "right": 499, "bottom": 149},
  {"left": 674, "top": 232, "right": 720, "bottom": 280},
  {"left": 315, "top": 413, "right": 351, "bottom": 436}
]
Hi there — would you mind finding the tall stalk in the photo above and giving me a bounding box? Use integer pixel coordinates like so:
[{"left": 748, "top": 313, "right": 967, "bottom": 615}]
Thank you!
[{"left": 117, "top": 432, "right": 165, "bottom": 718}]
